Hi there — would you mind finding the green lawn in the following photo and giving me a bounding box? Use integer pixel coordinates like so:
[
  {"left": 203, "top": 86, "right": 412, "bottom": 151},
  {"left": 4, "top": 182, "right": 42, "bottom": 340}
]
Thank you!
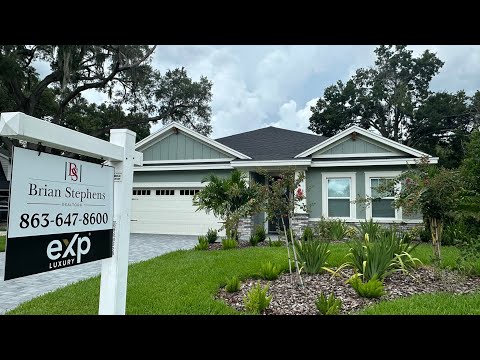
[
  {"left": 6, "top": 243, "right": 475, "bottom": 315},
  {"left": 0, "top": 235, "right": 5, "bottom": 252}
]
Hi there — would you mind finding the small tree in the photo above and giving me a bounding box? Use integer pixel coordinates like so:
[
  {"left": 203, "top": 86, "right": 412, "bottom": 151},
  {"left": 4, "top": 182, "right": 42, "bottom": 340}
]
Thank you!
[
  {"left": 388, "top": 156, "right": 461, "bottom": 260},
  {"left": 193, "top": 169, "right": 260, "bottom": 239},
  {"left": 258, "top": 168, "right": 306, "bottom": 285},
  {"left": 458, "top": 130, "right": 480, "bottom": 218}
]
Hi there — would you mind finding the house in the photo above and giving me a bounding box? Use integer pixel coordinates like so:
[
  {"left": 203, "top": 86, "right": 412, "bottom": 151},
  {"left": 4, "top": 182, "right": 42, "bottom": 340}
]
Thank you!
[{"left": 131, "top": 122, "right": 437, "bottom": 237}]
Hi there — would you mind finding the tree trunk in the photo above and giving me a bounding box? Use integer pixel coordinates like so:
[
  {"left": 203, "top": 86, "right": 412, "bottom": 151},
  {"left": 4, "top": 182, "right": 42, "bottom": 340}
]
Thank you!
[
  {"left": 429, "top": 217, "right": 443, "bottom": 260},
  {"left": 280, "top": 217, "right": 293, "bottom": 279},
  {"left": 281, "top": 216, "right": 303, "bottom": 286}
]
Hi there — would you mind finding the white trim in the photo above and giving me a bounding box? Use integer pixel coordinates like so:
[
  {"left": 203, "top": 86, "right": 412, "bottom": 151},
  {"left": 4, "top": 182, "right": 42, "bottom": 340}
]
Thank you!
[
  {"left": 321, "top": 172, "right": 357, "bottom": 220},
  {"left": 134, "top": 163, "right": 234, "bottom": 171},
  {"left": 142, "top": 158, "right": 233, "bottom": 165},
  {"left": 364, "top": 171, "right": 402, "bottom": 221},
  {"left": 132, "top": 181, "right": 207, "bottom": 188},
  {"left": 295, "top": 125, "right": 432, "bottom": 159},
  {"left": 232, "top": 159, "right": 312, "bottom": 167},
  {"left": 315, "top": 152, "right": 403, "bottom": 159},
  {"left": 135, "top": 122, "right": 251, "bottom": 159},
  {"left": 310, "top": 157, "right": 438, "bottom": 167},
  {"left": 308, "top": 217, "right": 423, "bottom": 224}
]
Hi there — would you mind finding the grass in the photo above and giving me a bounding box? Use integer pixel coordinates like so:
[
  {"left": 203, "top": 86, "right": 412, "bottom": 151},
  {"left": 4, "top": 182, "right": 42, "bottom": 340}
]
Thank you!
[
  {"left": 6, "top": 243, "right": 476, "bottom": 315},
  {"left": 0, "top": 235, "right": 5, "bottom": 252}
]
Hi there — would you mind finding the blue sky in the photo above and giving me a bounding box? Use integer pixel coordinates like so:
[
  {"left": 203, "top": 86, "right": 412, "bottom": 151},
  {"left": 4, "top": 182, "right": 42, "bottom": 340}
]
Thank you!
[{"left": 34, "top": 45, "right": 480, "bottom": 139}]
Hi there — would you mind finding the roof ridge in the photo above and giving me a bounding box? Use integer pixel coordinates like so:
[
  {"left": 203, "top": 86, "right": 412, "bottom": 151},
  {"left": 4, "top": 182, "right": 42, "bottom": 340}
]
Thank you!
[{"left": 215, "top": 125, "right": 326, "bottom": 141}]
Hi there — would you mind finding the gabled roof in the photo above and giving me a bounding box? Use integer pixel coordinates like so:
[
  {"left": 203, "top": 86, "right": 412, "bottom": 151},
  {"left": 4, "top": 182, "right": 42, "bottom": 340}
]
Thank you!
[
  {"left": 135, "top": 122, "right": 251, "bottom": 160},
  {"left": 215, "top": 126, "right": 328, "bottom": 161},
  {"left": 295, "top": 125, "right": 432, "bottom": 158}
]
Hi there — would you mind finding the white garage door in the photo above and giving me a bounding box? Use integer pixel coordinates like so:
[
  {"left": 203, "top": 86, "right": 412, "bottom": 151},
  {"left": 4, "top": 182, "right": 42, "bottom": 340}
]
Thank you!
[{"left": 130, "top": 187, "right": 225, "bottom": 236}]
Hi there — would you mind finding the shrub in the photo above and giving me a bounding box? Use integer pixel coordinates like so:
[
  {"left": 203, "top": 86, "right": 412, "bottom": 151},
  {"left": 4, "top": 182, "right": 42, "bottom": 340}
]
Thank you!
[
  {"left": 443, "top": 219, "right": 472, "bottom": 246},
  {"left": 456, "top": 235, "right": 480, "bottom": 276},
  {"left": 302, "top": 227, "right": 314, "bottom": 242},
  {"left": 268, "top": 238, "right": 283, "bottom": 247},
  {"left": 222, "top": 238, "right": 238, "bottom": 250},
  {"left": 249, "top": 234, "right": 259, "bottom": 247},
  {"left": 253, "top": 224, "right": 266, "bottom": 242},
  {"left": 313, "top": 217, "right": 332, "bottom": 240},
  {"left": 206, "top": 228, "right": 218, "bottom": 244},
  {"left": 225, "top": 275, "right": 241, "bottom": 293},
  {"left": 194, "top": 236, "right": 209, "bottom": 250},
  {"left": 243, "top": 282, "right": 272, "bottom": 314},
  {"left": 345, "top": 226, "right": 358, "bottom": 239},
  {"left": 348, "top": 274, "right": 385, "bottom": 298},
  {"left": 294, "top": 239, "right": 331, "bottom": 274},
  {"left": 315, "top": 292, "right": 342, "bottom": 315},
  {"left": 358, "top": 218, "right": 383, "bottom": 241},
  {"left": 259, "top": 261, "right": 282, "bottom": 280},
  {"left": 329, "top": 219, "right": 348, "bottom": 241}
]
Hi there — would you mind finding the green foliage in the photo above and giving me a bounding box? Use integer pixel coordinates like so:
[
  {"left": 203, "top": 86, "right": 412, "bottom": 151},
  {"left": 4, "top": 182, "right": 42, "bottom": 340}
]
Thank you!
[
  {"left": 222, "top": 239, "right": 238, "bottom": 250},
  {"left": 313, "top": 217, "right": 333, "bottom": 240},
  {"left": 206, "top": 229, "right": 218, "bottom": 244},
  {"left": 459, "top": 130, "right": 480, "bottom": 219},
  {"left": 345, "top": 226, "right": 358, "bottom": 239},
  {"left": 225, "top": 276, "right": 241, "bottom": 293},
  {"left": 456, "top": 235, "right": 480, "bottom": 276},
  {"left": 329, "top": 219, "right": 348, "bottom": 241},
  {"left": 194, "top": 236, "right": 209, "bottom": 250},
  {"left": 259, "top": 261, "right": 282, "bottom": 280},
  {"left": 315, "top": 292, "right": 342, "bottom": 315},
  {"left": 0, "top": 235, "right": 5, "bottom": 252},
  {"left": 268, "top": 238, "right": 283, "bottom": 247},
  {"left": 442, "top": 219, "right": 472, "bottom": 246},
  {"left": 254, "top": 224, "right": 267, "bottom": 242},
  {"left": 348, "top": 274, "right": 385, "bottom": 298},
  {"left": 243, "top": 282, "right": 272, "bottom": 314},
  {"left": 294, "top": 240, "right": 331, "bottom": 274},
  {"left": 249, "top": 234, "right": 259, "bottom": 247},
  {"left": 302, "top": 227, "right": 314, "bottom": 242},
  {"left": 358, "top": 218, "right": 383, "bottom": 242}
]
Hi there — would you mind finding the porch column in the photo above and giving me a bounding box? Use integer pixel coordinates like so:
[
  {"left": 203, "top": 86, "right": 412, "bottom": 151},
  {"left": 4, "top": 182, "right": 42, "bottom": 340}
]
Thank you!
[{"left": 294, "top": 170, "right": 307, "bottom": 214}]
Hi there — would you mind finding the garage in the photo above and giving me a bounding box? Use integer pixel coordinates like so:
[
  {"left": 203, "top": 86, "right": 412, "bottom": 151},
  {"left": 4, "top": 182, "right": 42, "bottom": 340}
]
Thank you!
[{"left": 130, "top": 187, "right": 225, "bottom": 236}]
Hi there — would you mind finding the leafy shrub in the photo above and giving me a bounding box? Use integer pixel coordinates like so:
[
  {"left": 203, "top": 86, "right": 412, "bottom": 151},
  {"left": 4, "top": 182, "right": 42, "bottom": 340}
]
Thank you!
[
  {"left": 329, "top": 219, "right": 348, "bottom": 241},
  {"left": 294, "top": 239, "right": 331, "bottom": 274},
  {"left": 268, "top": 238, "right": 283, "bottom": 247},
  {"left": 456, "top": 235, "right": 480, "bottom": 276},
  {"left": 249, "top": 234, "right": 259, "bottom": 247},
  {"left": 302, "top": 227, "right": 314, "bottom": 242},
  {"left": 243, "top": 282, "right": 272, "bottom": 314},
  {"left": 419, "top": 226, "right": 431, "bottom": 243},
  {"left": 206, "top": 228, "right": 218, "bottom": 244},
  {"left": 345, "top": 226, "right": 358, "bottom": 239},
  {"left": 222, "top": 238, "right": 238, "bottom": 250},
  {"left": 344, "top": 229, "right": 421, "bottom": 281},
  {"left": 313, "top": 217, "right": 332, "bottom": 240},
  {"left": 253, "top": 225, "right": 266, "bottom": 242},
  {"left": 443, "top": 219, "right": 472, "bottom": 246},
  {"left": 348, "top": 274, "right": 385, "bottom": 298},
  {"left": 315, "top": 292, "right": 342, "bottom": 315},
  {"left": 194, "top": 236, "right": 209, "bottom": 250},
  {"left": 225, "top": 275, "right": 241, "bottom": 293},
  {"left": 358, "top": 218, "right": 383, "bottom": 242},
  {"left": 259, "top": 261, "right": 282, "bottom": 280},
  {"left": 403, "top": 225, "right": 423, "bottom": 243}
]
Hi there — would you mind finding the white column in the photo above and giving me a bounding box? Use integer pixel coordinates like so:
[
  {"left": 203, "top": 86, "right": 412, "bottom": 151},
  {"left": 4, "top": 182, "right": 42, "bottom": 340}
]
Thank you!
[
  {"left": 98, "top": 129, "right": 137, "bottom": 315},
  {"left": 294, "top": 170, "right": 307, "bottom": 214}
]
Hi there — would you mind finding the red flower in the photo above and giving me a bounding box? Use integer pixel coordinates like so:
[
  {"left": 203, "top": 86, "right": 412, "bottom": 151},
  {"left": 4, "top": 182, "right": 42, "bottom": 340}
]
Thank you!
[{"left": 296, "top": 187, "right": 304, "bottom": 199}]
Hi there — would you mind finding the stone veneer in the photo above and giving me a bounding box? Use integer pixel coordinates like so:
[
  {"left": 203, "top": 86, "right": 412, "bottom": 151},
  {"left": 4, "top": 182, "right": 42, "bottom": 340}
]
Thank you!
[
  {"left": 307, "top": 219, "right": 423, "bottom": 233},
  {"left": 290, "top": 213, "right": 310, "bottom": 238},
  {"left": 238, "top": 216, "right": 253, "bottom": 239}
]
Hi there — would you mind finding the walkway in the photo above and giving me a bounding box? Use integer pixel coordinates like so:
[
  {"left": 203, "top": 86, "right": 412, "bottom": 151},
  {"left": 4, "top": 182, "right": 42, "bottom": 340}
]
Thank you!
[{"left": 0, "top": 234, "right": 197, "bottom": 314}]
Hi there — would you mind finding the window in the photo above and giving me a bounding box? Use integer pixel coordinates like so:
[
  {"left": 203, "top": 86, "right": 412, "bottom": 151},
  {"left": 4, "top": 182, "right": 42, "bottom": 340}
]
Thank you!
[
  {"left": 180, "top": 189, "right": 200, "bottom": 196},
  {"left": 132, "top": 189, "right": 151, "bottom": 196},
  {"left": 156, "top": 189, "right": 175, "bottom": 196},
  {"left": 364, "top": 171, "right": 402, "bottom": 220},
  {"left": 322, "top": 173, "right": 356, "bottom": 219}
]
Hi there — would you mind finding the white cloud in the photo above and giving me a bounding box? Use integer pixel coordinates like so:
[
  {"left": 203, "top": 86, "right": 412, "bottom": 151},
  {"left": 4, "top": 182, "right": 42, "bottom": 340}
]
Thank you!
[{"left": 266, "top": 97, "right": 319, "bottom": 133}]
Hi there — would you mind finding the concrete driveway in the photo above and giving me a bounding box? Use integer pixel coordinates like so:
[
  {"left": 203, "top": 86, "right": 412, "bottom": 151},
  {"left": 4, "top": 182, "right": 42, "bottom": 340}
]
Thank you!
[{"left": 0, "top": 234, "right": 197, "bottom": 314}]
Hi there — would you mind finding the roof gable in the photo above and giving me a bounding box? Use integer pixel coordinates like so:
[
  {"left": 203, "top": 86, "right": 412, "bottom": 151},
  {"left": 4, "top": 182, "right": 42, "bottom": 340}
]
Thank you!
[
  {"left": 135, "top": 122, "right": 251, "bottom": 160},
  {"left": 295, "top": 125, "right": 431, "bottom": 159}
]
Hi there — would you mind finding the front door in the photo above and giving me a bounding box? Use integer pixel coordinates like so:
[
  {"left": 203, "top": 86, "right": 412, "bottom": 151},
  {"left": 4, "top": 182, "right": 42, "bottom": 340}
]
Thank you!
[{"left": 267, "top": 176, "right": 290, "bottom": 234}]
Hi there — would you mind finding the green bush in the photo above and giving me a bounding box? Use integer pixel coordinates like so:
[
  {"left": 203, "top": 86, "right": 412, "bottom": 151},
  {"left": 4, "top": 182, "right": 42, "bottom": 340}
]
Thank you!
[
  {"left": 259, "top": 261, "right": 282, "bottom": 280},
  {"left": 358, "top": 218, "right": 383, "bottom": 241},
  {"left": 194, "top": 236, "right": 209, "bottom": 250},
  {"left": 313, "top": 217, "right": 332, "bottom": 240},
  {"left": 456, "top": 235, "right": 480, "bottom": 276},
  {"left": 243, "top": 282, "right": 272, "bottom": 314},
  {"left": 315, "top": 292, "right": 342, "bottom": 315},
  {"left": 206, "top": 228, "right": 218, "bottom": 244},
  {"left": 294, "top": 239, "right": 331, "bottom": 274},
  {"left": 348, "top": 274, "right": 384, "bottom": 298},
  {"left": 329, "top": 219, "right": 348, "bottom": 241},
  {"left": 443, "top": 219, "right": 472, "bottom": 246},
  {"left": 254, "top": 225, "right": 266, "bottom": 242},
  {"left": 249, "top": 234, "right": 259, "bottom": 247},
  {"left": 344, "top": 229, "right": 421, "bottom": 281},
  {"left": 222, "top": 238, "right": 238, "bottom": 250},
  {"left": 302, "top": 227, "right": 314, "bottom": 242},
  {"left": 225, "top": 275, "right": 241, "bottom": 293},
  {"left": 268, "top": 238, "right": 283, "bottom": 247}
]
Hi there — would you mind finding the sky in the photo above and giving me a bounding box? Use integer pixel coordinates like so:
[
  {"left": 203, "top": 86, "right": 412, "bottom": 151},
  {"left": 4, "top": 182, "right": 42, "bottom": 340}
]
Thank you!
[{"left": 34, "top": 45, "right": 480, "bottom": 139}]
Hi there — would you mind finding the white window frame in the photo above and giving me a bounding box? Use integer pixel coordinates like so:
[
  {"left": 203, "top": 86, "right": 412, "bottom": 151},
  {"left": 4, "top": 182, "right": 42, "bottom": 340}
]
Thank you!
[
  {"left": 364, "top": 171, "right": 402, "bottom": 221},
  {"left": 322, "top": 172, "right": 356, "bottom": 220}
]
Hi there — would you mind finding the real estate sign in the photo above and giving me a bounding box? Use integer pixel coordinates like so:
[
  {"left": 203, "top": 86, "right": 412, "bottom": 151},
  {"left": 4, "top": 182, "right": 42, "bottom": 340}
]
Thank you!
[{"left": 4, "top": 147, "right": 114, "bottom": 280}]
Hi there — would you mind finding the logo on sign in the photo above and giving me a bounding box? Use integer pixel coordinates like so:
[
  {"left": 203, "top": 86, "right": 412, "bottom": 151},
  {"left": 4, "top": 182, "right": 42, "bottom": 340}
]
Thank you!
[
  {"left": 65, "top": 162, "right": 82, "bottom": 182},
  {"left": 46, "top": 233, "right": 91, "bottom": 269}
]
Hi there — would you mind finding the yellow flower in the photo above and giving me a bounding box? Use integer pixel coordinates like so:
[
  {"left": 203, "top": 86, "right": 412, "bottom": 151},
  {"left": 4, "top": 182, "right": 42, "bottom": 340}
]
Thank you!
[{"left": 364, "top": 233, "right": 369, "bottom": 243}]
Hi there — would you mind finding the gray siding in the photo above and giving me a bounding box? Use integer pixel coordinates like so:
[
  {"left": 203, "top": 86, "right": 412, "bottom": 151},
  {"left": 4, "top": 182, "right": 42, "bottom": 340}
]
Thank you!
[
  {"left": 134, "top": 170, "right": 232, "bottom": 183},
  {"left": 314, "top": 135, "right": 397, "bottom": 157},
  {"left": 306, "top": 165, "right": 422, "bottom": 221},
  {"left": 142, "top": 132, "right": 230, "bottom": 161}
]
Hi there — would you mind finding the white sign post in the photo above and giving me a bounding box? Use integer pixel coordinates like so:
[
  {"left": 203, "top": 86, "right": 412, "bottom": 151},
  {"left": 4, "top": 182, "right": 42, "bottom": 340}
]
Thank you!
[{"left": 0, "top": 112, "right": 142, "bottom": 315}]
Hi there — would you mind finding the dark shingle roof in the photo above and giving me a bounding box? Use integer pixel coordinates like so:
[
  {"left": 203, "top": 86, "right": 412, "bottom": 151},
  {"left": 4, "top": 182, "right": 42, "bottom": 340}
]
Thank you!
[{"left": 215, "top": 126, "right": 328, "bottom": 160}]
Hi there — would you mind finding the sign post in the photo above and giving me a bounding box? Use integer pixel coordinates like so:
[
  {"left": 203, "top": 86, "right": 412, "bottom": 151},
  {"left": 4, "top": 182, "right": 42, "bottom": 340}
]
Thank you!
[{"left": 0, "top": 112, "right": 142, "bottom": 315}]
